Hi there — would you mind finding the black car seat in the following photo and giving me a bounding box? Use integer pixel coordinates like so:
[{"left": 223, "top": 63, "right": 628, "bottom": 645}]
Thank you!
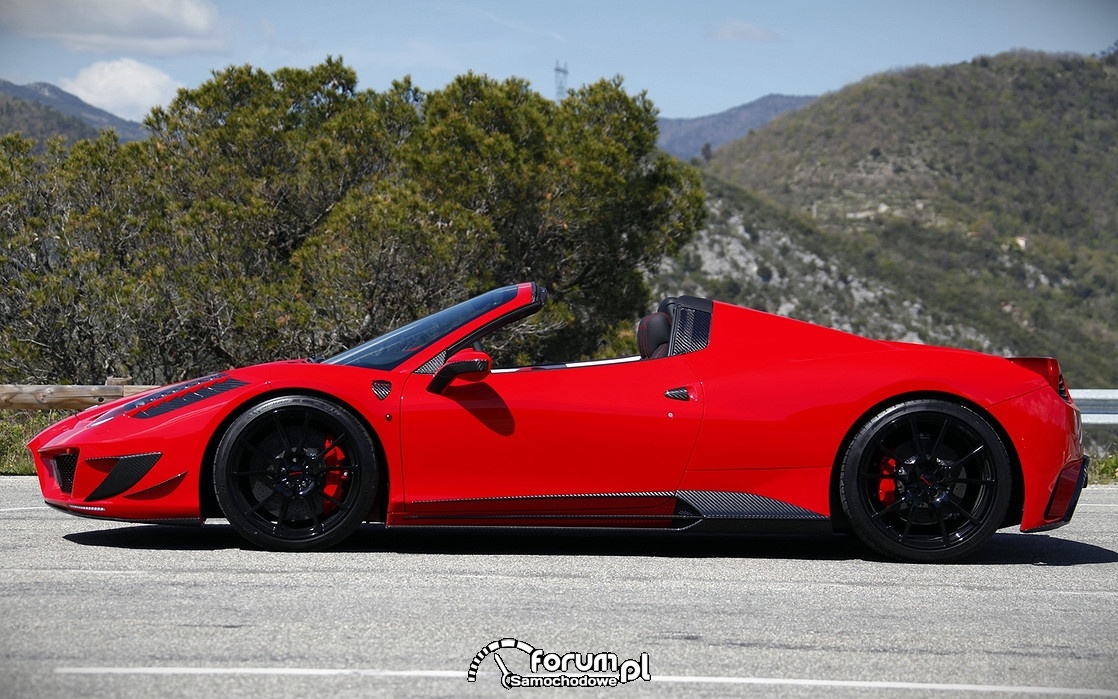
[{"left": 637, "top": 312, "right": 672, "bottom": 359}]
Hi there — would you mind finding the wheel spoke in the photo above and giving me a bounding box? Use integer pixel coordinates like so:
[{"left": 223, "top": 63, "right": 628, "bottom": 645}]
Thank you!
[
  {"left": 908, "top": 416, "right": 928, "bottom": 462},
  {"left": 322, "top": 431, "right": 349, "bottom": 459},
  {"left": 943, "top": 495, "right": 982, "bottom": 524},
  {"left": 320, "top": 489, "right": 351, "bottom": 513},
  {"left": 231, "top": 466, "right": 272, "bottom": 477},
  {"left": 272, "top": 412, "right": 291, "bottom": 451},
  {"left": 238, "top": 441, "right": 275, "bottom": 464},
  {"left": 295, "top": 411, "right": 311, "bottom": 450},
  {"left": 876, "top": 442, "right": 900, "bottom": 462},
  {"left": 951, "top": 477, "right": 996, "bottom": 486},
  {"left": 246, "top": 491, "right": 281, "bottom": 517},
  {"left": 929, "top": 417, "right": 949, "bottom": 457},
  {"left": 858, "top": 470, "right": 901, "bottom": 482},
  {"left": 898, "top": 512, "right": 914, "bottom": 543},
  {"left": 945, "top": 444, "right": 986, "bottom": 471},
  {"left": 934, "top": 506, "right": 949, "bottom": 542},
  {"left": 272, "top": 497, "right": 292, "bottom": 534},
  {"left": 307, "top": 495, "right": 323, "bottom": 534},
  {"left": 870, "top": 497, "right": 906, "bottom": 520}
]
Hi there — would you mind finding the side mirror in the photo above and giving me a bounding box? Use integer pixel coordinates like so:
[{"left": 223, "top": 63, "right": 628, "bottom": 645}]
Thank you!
[{"left": 426, "top": 349, "right": 492, "bottom": 394}]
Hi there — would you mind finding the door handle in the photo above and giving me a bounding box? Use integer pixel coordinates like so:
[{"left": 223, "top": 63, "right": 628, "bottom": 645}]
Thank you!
[{"left": 664, "top": 387, "right": 690, "bottom": 401}]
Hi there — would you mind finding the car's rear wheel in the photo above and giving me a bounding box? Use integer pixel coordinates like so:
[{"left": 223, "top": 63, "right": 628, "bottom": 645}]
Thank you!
[
  {"left": 214, "top": 395, "right": 378, "bottom": 551},
  {"left": 839, "top": 399, "right": 1011, "bottom": 562}
]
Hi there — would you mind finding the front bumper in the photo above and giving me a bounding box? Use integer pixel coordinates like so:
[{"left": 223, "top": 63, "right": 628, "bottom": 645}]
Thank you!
[{"left": 30, "top": 409, "right": 206, "bottom": 522}]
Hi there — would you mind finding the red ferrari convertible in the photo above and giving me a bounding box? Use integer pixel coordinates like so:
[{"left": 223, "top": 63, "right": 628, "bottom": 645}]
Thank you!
[{"left": 29, "top": 282, "right": 1087, "bottom": 562}]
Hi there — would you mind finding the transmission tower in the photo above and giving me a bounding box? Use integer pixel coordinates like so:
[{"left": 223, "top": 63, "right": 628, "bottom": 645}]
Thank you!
[{"left": 554, "top": 61, "right": 568, "bottom": 102}]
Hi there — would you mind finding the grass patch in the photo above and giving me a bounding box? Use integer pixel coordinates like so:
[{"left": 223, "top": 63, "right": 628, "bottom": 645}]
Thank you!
[
  {"left": 0, "top": 411, "right": 67, "bottom": 475},
  {"left": 1090, "top": 452, "right": 1118, "bottom": 484},
  {"left": 1084, "top": 427, "right": 1118, "bottom": 485}
]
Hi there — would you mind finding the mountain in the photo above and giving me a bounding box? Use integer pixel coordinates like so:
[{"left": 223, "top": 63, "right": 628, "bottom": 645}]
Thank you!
[
  {"left": 659, "top": 50, "right": 1118, "bottom": 386},
  {"left": 0, "top": 80, "right": 147, "bottom": 142},
  {"left": 0, "top": 93, "right": 100, "bottom": 146},
  {"left": 657, "top": 94, "right": 815, "bottom": 160}
]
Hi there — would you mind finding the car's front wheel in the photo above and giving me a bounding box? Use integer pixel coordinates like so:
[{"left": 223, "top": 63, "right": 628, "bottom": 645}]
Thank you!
[
  {"left": 839, "top": 399, "right": 1012, "bottom": 562},
  {"left": 214, "top": 395, "right": 378, "bottom": 551}
]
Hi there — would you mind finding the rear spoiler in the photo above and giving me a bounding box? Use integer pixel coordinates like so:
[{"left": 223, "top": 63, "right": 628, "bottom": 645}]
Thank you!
[{"left": 1008, "top": 357, "right": 1070, "bottom": 402}]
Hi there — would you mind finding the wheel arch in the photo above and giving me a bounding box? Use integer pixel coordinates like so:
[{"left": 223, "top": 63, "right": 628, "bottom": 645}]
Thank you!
[
  {"left": 827, "top": 390, "right": 1024, "bottom": 533},
  {"left": 199, "top": 388, "right": 389, "bottom": 522}
]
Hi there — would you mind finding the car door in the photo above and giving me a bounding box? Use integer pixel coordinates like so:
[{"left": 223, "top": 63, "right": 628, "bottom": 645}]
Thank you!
[{"left": 397, "top": 355, "right": 703, "bottom": 524}]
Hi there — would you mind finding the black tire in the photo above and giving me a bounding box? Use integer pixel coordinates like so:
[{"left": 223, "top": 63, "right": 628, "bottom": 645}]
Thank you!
[
  {"left": 839, "top": 399, "right": 1011, "bottom": 563},
  {"left": 214, "top": 395, "right": 378, "bottom": 551}
]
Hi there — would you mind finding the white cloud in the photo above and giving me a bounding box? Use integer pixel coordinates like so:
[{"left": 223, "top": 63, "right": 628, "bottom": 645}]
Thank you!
[
  {"left": 59, "top": 58, "right": 182, "bottom": 121},
  {"left": 0, "top": 0, "right": 225, "bottom": 55},
  {"left": 710, "top": 19, "right": 779, "bottom": 43}
]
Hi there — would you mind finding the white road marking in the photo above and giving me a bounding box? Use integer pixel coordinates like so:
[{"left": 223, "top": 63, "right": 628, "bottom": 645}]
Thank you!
[
  {"left": 54, "top": 667, "right": 1118, "bottom": 695},
  {"left": 0, "top": 506, "right": 48, "bottom": 512},
  {"left": 653, "top": 674, "right": 1118, "bottom": 696},
  {"left": 57, "top": 667, "right": 462, "bottom": 678}
]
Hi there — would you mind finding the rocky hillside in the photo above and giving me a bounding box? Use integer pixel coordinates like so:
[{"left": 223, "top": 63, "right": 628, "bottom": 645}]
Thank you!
[{"left": 653, "top": 176, "right": 999, "bottom": 351}]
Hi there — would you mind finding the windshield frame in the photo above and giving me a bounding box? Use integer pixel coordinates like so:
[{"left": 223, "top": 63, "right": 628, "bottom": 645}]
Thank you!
[{"left": 323, "top": 285, "right": 524, "bottom": 371}]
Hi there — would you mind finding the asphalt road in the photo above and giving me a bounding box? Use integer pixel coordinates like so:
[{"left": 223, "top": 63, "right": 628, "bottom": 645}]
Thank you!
[{"left": 2, "top": 476, "right": 1116, "bottom": 699}]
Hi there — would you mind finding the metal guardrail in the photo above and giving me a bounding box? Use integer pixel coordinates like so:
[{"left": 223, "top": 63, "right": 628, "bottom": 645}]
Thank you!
[
  {"left": 1, "top": 385, "right": 1118, "bottom": 423},
  {"left": 1072, "top": 389, "right": 1118, "bottom": 426}
]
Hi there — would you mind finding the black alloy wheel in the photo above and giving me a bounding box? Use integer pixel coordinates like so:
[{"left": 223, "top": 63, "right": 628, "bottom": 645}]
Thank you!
[
  {"left": 839, "top": 399, "right": 1012, "bottom": 562},
  {"left": 214, "top": 395, "right": 378, "bottom": 551}
]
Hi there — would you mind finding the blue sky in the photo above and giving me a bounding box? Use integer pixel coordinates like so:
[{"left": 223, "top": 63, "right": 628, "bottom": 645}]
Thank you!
[{"left": 1, "top": 0, "right": 1115, "bottom": 121}]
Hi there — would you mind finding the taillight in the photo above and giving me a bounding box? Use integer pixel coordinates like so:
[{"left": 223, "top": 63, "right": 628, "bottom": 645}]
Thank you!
[{"left": 1009, "top": 357, "right": 1070, "bottom": 401}]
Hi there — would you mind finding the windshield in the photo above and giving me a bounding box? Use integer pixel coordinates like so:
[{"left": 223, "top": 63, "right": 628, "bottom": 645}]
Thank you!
[{"left": 323, "top": 285, "right": 520, "bottom": 370}]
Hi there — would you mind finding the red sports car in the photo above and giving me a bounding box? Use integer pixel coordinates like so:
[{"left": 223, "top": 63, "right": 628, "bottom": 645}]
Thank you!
[{"left": 29, "top": 282, "right": 1088, "bottom": 562}]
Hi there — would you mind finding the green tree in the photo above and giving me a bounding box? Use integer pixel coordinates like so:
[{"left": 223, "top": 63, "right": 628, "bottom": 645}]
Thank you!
[
  {"left": 0, "top": 60, "right": 705, "bottom": 383},
  {"left": 125, "top": 59, "right": 422, "bottom": 379},
  {"left": 0, "top": 131, "right": 157, "bottom": 382},
  {"left": 298, "top": 72, "right": 705, "bottom": 363}
]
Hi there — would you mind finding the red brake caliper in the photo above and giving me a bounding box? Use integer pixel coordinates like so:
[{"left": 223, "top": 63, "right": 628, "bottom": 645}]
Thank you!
[
  {"left": 878, "top": 457, "right": 897, "bottom": 506},
  {"left": 320, "top": 436, "right": 348, "bottom": 513}
]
